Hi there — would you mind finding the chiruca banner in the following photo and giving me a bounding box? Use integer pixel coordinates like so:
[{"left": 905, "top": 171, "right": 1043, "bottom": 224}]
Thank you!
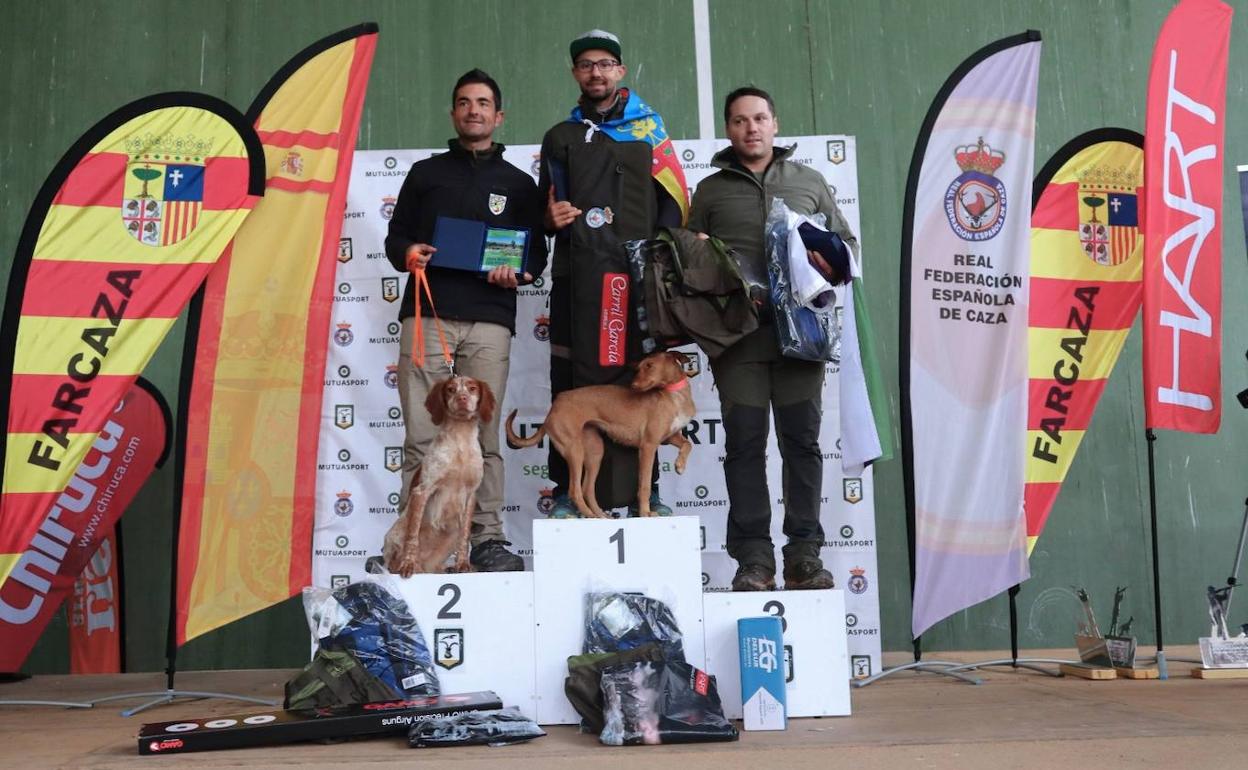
[
  {"left": 901, "top": 32, "right": 1041, "bottom": 638},
  {"left": 0, "top": 380, "right": 170, "bottom": 671}
]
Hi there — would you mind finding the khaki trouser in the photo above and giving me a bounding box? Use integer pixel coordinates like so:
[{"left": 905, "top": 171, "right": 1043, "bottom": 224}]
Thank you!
[{"left": 397, "top": 316, "right": 510, "bottom": 545}]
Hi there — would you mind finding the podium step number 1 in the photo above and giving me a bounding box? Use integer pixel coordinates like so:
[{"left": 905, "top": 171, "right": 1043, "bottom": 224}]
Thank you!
[{"left": 532, "top": 517, "right": 705, "bottom": 725}]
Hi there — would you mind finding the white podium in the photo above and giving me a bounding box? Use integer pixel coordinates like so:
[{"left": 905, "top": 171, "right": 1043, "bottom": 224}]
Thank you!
[
  {"left": 389, "top": 571, "right": 537, "bottom": 714},
  {"left": 531, "top": 516, "right": 705, "bottom": 724},
  {"left": 703, "top": 589, "right": 851, "bottom": 718}
]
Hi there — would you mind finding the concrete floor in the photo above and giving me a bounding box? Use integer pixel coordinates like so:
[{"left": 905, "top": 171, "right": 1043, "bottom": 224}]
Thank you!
[{"left": 1, "top": 647, "right": 1245, "bottom": 769}]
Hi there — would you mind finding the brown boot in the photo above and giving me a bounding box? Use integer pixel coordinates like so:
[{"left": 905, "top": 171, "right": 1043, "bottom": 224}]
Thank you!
[
  {"left": 783, "top": 558, "right": 835, "bottom": 590},
  {"left": 732, "top": 563, "right": 776, "bottom": 592}
]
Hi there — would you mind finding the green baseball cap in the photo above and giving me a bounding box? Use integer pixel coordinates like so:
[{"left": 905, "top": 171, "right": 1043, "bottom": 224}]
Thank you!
[{"left": 570, "top": 29, "right": 622, "bottom": 62}]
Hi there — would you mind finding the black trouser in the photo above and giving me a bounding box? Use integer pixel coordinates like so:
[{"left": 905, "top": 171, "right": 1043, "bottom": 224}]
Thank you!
[{"left": 710, "top": 328, "right": 825, "bottom": 572}]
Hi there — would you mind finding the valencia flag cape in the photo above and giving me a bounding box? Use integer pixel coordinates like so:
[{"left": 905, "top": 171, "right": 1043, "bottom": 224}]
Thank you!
[
  {"left": 0, "top": 94, "right": 263, "bottom": 640},
  {"left": 569, "top": 88, "right": 689, "bottom": 223},
  {"left": 1025, "top": 130, "right": 1144, "bottom": 555},
  {"left": 175, "top": 25, "right": 377, "bottom": 643}
]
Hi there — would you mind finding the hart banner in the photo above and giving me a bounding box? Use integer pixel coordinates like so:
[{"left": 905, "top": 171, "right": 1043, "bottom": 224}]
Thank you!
[
  {"left": 0, "top": 379, "right": 171, "bottom": 672},
  {"left": 902, "top": 32, "right": 1041, "bottom": 638},
  {"left": 1142, "top": 0, "right": 1232, "bottom": 434},
  {"left": 1026, "top": 130, "right": 1144, "bottom": 554},
  {"left": 0, "top": 93, "right": 263, "bottom": 604},
  {"left": 176, "top": 24, "right": 378, "bottom": 644},
  {"left": 312, "top": 137, "right": 886, "bottom": 676}
]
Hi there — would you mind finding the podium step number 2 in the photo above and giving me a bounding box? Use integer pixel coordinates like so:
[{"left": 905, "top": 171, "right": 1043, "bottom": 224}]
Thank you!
[{"left": 532, "top": 517, "right": 705, "bottom": 725}]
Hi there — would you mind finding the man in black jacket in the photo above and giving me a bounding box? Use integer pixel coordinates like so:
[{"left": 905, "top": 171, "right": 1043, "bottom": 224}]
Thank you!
[
  {"left": 537, "top": 29, "right": 688, "bottom": 518},
  {"left": 384, "top": 69, "right": 546, "bottom": 571}
]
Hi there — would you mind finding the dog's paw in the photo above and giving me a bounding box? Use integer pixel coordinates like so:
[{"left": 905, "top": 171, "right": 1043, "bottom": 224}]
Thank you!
[{"left": 393, "top": 555, "right": 419, "bottom": 578}]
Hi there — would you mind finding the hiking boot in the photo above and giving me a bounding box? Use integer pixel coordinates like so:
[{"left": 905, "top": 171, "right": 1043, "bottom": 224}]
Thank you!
[
  {"left": 548, "top": 493, "right": 582, "bottom": 519},
  {"left": 469, "top": 540, "right": 524, "bottom": 572},
  {"left": 731, "top": 563, "right": 777, "bottom": 592},
  {"left": 783, "top": 559, "right": 835, "bottom": 590},
  {"left": 628, "top": 491, "right": 673, "bottom": 517}
]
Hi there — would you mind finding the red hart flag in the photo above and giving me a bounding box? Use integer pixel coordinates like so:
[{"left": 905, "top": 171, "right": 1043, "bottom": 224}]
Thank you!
[{"left": 1142, "top": 0, "right": 1233, "bottom": 433}]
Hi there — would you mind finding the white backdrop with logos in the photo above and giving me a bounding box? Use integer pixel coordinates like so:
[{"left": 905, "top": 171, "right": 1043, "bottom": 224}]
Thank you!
[{"left": 312, "top": 137, "right": 883, "bottom": 675}]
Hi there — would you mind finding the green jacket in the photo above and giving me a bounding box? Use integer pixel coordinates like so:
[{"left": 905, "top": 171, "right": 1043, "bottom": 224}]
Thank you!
[{"left": 688, "top": 144, "right": 858, "bottom": 293}]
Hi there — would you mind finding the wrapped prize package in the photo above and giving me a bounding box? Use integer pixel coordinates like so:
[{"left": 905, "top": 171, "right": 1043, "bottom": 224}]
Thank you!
[
  {"left": 407, "top": 707, "right": 546, "bottom": 748},
  {"left": 599, "top": 660, "right": 738, "bottom": 746},
  {"left": 583, "top": 592, "right": 685, "bottom": 662},
  {"left": 565, "top": 642, "right": 667, "bottom": 734},
  {"left": 288, "top": 579, "right": 439, "bottom": 708},
  {"left": 765, "top": 197, "right": 841, "bottom": 362}
]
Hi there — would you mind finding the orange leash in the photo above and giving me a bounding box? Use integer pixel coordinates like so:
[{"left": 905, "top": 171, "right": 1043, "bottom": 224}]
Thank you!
[{"left": 406, "top": 256, "right": 454, "bottom": 373}]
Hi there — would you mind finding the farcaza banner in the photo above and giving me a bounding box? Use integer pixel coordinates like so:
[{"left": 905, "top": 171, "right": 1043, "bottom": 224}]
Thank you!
[
  {"left": 0, "top": 92, "right": 263, "bottom": 613},
  {"left": 1026, "top": 130, "right": 1143, "bottom": 554},
  {"left": 176, "top": 24, "right": 378, "bottom": 645},
  {"left": 0, "top": 380, "right": 170, "bottom": 671},
  {"left": 313, "top": 137, "right": 884, "bottom": 676},
  {"left": 902, "top": 32, "right": 1041, "bottom": 638},
  {"left": 1141, "top": 0, "right": 1232, "bottom": 434}
]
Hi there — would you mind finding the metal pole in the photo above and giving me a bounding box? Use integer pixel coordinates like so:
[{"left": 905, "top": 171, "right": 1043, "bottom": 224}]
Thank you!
[
  {"left": 1008, "top": 584, "right": 1020, "bottom": 665},
  {"left": 1145, "top": 428, "right": 1168, "bottom": 679}
]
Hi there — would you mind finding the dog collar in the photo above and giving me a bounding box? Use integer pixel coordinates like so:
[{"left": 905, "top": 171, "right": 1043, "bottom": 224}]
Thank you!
[{"left": 663, "top": 378, "right": 689, "bottom": 393}]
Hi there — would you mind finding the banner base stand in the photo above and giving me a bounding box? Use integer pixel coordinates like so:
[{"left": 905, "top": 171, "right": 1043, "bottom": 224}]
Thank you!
[
  {"left": 88, "top": 689, "right": 280, "bottom": 717},
  {"left": 0, "top": 698, "right": 93, "bottom": 708},
  {"left": 943, "top": 657, "right": 1067, "bottom": 678},
  {"left": 851, "top": 660, "right": 982, "bottom": 688}
]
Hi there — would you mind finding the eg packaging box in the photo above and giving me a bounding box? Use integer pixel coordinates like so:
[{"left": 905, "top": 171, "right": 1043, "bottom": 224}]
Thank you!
[{"left": 738, "top": 616, "right": 786, "bottom": 730}]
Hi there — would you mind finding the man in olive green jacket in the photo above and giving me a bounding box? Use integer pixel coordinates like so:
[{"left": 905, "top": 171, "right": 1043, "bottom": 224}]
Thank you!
[{"left": 688, "top": 86, "right": 858, "bottom": 592}]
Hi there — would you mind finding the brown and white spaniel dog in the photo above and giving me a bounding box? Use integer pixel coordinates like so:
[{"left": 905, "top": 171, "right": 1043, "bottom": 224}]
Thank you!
[{"left": 383, "top": 376, "right": 495, "bottom": 577}]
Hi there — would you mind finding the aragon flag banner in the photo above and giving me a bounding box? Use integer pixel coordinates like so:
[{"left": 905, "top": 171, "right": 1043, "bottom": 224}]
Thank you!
[
  {"left": 1142, "top": 0, "right": 1232, "bottom": 433},
  {"left": 0, "top": 94, "right": 264, "bottom": 613},
  {"left": 901, "top": 32, "right": 1041, "bottom": 638},
  {"left": 0, "top": 380, "right": 170, "bottom": 672},
  {"left": 1026, "top": 130, "right": 1144, "bottom": 555},
  {"left": 176, "top": 24, "right": 378, "bottom": 644}
]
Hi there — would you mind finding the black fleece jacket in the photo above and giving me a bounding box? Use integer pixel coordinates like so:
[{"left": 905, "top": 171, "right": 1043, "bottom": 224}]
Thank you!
[{"left": 384, "top": 140, "right": 547, "bottom": 332}]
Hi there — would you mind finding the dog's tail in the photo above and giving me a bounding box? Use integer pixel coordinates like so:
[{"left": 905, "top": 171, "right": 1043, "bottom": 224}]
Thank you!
[{"left": 505, "top": 409, "right": 546, "bottom": 449}]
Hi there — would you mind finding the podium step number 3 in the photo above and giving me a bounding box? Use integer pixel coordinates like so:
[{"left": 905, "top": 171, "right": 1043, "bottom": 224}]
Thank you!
[
  {"left": 532, "top": 517, "right": 705, "bottom": 725},
  {"left": 704, "top": 589, "right": 850, "bottom": 718}
]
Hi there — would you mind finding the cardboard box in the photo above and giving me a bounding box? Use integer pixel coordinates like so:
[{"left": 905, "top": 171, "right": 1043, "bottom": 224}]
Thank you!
[
  {"left": 738, "top": 617, "right": 786, "bottom": 730},
  {"left": 137, "top": 691, "right": 503, "bottom": 755}
]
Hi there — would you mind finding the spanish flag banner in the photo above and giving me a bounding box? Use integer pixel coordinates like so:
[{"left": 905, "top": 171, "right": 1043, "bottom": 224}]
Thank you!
[
  {"left": 0, "top": 95, "right": 263, "bottom": 627},
  {"left": 175, "top": 25, "right": 378, "bottom": 644},
  {"left": 1025, "top": 130, "right": 1144, "bottom": 555}
]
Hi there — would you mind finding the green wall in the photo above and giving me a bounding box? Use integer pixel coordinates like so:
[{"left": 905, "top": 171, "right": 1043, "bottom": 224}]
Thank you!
[{"left": 4, "top": 0, "right": 1247, "bottom": 673}]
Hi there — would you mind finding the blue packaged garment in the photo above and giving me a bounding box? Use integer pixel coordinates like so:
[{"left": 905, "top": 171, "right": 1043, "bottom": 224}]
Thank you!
[
  {"left": 765, "top": 198, "right": 841, "bottom": 362},
  {"left": 321, "top": 581, "right": 440, "bottom": 698}
]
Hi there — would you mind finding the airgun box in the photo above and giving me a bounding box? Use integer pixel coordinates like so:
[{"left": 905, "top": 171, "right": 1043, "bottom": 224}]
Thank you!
[
  {"left": 738, "top": 617, "right": 786, "bottom": 730},
  {"left": 138, "top": 690, "right": 503, "bottom": 755}
]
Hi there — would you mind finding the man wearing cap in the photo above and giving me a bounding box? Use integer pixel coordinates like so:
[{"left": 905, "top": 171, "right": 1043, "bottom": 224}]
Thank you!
[
  {"left": 688, "top": 86, "right": 857, "bottom": 591},
  {"left": 385, "top": 69, "right": 547, "bottom": 572},
  {"left": 536, "top": 29, "right": 689, "bottom": 519}
]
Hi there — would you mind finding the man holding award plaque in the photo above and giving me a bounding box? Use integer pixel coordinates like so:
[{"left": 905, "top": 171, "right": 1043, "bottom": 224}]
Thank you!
[
  {"left": 537, "top": 29, "right": 689, "bottom": 518},
  {"left": 385, "top": 69, "right": 547, "bottom": 571}
]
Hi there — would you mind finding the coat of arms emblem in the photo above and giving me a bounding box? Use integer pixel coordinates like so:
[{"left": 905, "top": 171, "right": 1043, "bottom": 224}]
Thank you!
[{"left": 122, "top": 137, "right": 208, "bottom": 246}]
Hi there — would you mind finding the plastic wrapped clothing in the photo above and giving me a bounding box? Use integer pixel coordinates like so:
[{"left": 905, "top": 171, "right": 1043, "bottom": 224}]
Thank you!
[
  {"left": 583, "top": 592, "right": 684, "bottom": 662},
  {"left": 407, "top": 707, "right": 546, "bottom": 748},
  {"left": 283, "top": 647, "right": 397, "bottom": 710},
  {"left": 766, "top": 197, "right": 841, "bottom": 362},
  {"left": 565, "top": 642, "right": 667, "bottom": 734},
  {"left": 302, "top": 580, "right": 439, "bottom": 701},
  {"left": 599, "top": 660, "right": 739, "bottom": 745}
]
